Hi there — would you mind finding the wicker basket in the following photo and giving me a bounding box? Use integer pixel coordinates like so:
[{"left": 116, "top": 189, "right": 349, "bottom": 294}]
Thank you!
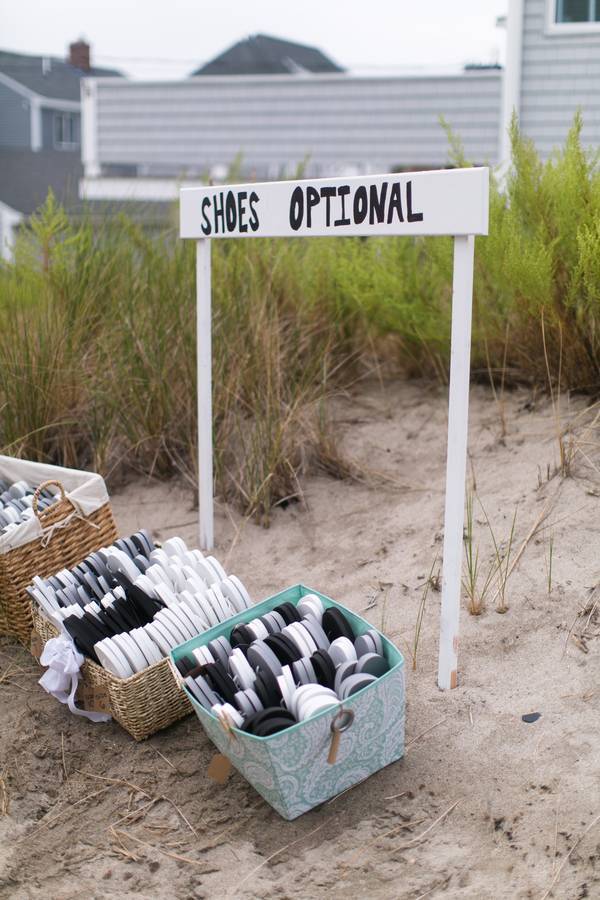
[
  {"left": 32, "top": 608, "right": 193, "bottom": 742},
  {"left": 0, "top": 480, "right": 118, "bottom": 646}
]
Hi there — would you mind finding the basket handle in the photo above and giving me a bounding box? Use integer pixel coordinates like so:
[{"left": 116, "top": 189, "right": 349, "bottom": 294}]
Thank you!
[{"left": 32, "top": 480, "right": 68, "bottom": 519}]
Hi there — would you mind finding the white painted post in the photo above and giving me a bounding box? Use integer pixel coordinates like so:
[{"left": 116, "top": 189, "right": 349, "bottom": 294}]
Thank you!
[
  {"left": 81, "top": 79, "right": 100, "bottom": 178},
  {"left": 437, "top": 234, "right": 475, "bottom": 690},
  {"left": 30, "top": 96, "right": 41, "bottom": 152},
  {"left": 500, "top": 0, "right": 524, "bottom": 163},
  {"left": 180, "top": 170, "right": 487, "bottom": 651},
  {"left": 196, "top": 238, "right": 214, "bottom": 550}
]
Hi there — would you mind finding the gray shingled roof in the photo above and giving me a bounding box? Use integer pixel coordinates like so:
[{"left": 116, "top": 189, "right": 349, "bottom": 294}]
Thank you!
[
  {"left": 0, "top": 49, "right": 121, "bottom": 101},
  {"left": 193, "top": 33, "right": 344, "bottom": 77},
  {"left": 0, "top": 149, "right": 173, "bottom": 227},
  {"left": 0, "top": 149, "right": 82, "bottom": 215}
]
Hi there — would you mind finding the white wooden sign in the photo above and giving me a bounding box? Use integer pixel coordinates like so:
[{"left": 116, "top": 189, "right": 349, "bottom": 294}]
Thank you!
[
  {"left": 180, "top": 167, "right": 489, "bottom": 691},
  {"left": 181, "top": 168, "right": 488, "bottom": 239}
]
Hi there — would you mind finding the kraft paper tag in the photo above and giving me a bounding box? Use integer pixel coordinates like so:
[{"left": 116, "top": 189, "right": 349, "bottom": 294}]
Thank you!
[
  {"left": 77, "top": 682, "right": 111, "bottom": 714},
  {"left": 327, "top": 708, "right": 354, "bottom": 764},
  {"left": 30, "top": 631, "right": 44, "bottom": 659},
  {"left": 207, "top": 753, "right": 232, "bottom": 785},
  {"left": 327, "top": 730, "right": 341, "bottom": 765}
]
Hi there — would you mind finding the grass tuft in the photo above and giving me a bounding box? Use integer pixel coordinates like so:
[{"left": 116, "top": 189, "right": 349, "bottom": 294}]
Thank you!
[{"left": 1, "top": 116, "right": 600, "bottom": 517}]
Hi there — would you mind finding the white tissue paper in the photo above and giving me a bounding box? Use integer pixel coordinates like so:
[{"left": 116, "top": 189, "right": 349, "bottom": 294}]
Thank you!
[{"left": 39, "top": 633, "right": 111, "bottom": 723}]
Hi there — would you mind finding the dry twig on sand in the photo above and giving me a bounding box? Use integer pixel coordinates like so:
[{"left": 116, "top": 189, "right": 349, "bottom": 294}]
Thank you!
[
  {"left": 540, "top": 811, "right": 600, "bottom": 900},
  {"left": 406, "top": 714, "right": 453, "bottom": 750},
  {"left": 26, "top": 786, "right": 112, "bottom": 834},
  {"left": 75, "top": 769, "right": 152, "bottom": 799},
  {"left": 109, "top": 824, "right": 140, "bottom": 862},
  {"left": 395, "top": 800, "right": 460, "bottom": 850},
  {"left": 414, "top": 876, "right": 452, "bottom": 900},
  {"left": 488, "top": 491, "right": 557, "bottom": 609},
  {"left": 229, "top": 820, "right": 329, "bottom": 896},
  {"left": 110, "top": 827, "right": 213, "bottom": 870},
  {"left": 0, "top": 772, "right": 9, "bottom": 816},
  {"left": 60, "top": 732, "right": 68, "bottom": 780},
  {"left": 341, "top": 816, "right": 427, "bottom": 871},
  {"left": 110, "top": 797, "right": 159, "bottom": 829},
  {"left": 152, "top": 747, "right": 178, "bottom": 771},
  {"left": 163, "top": 796, "right": 199, "bottom": 837},
  {"left": 563, "top": 586, "right": 599, "bottom": 657},
  {"left": 384, "top": 791, "right": 408, "bottom": 802}
]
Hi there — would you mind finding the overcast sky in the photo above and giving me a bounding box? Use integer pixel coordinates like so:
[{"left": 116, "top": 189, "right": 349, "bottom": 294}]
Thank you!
[{"left": 1, "top": 0, "right": 508, "bottom": 79}]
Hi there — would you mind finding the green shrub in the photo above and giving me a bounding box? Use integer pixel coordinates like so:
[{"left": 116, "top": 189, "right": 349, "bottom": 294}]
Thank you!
[{"left": 0, "top": 115, "right": 598, "bottom": 515}]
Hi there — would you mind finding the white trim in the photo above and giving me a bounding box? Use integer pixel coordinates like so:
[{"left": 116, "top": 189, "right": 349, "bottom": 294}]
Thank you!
[
  {"left": 0, "top": 72, "right": 79, "bottom": 110},
  {"left": 0, "top": 201, "right": 24, "bottom": 262},
  {"left": 437, "top": 234, "right": 475, "bottom": 690},
  {"left": 80, "top": 177, "right": 206, "bottom": 201},
  {"left": 39, "top": 97, "right": 80, "bottom": 112},
  {"left": 81, "top": 79, "right": 100, "bottom": 178},
  {"left": 85, "top": 68, "right": 503, "bottom": 88},
  {"left": 0, "top": 200, "right": 21, "bottom": 215},
  {"left": 0, "top": 70, "right": 39, "bottom": 101},
  {"left": 500, "top": 0, "right": 524, "bottom": 163},
  {"left": 545, "top": 0, "right": 600, "bottom": 32},
  {"left": 196, "top": 239, "right": 213, "bottom": 550},
  {"left": 30, "top": 96, "right": 41, "bottom": 151}
]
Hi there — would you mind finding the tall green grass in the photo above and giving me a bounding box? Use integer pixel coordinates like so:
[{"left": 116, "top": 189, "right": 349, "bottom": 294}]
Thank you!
[{"left": 0, "top": 115, "right": 599, "bottom": 516}]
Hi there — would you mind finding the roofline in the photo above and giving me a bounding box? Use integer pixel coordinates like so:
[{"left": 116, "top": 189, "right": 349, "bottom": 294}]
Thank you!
[
  {"left": 80, "top": 176, "right": 204, "bottom": 201},
  {"left": 83, "top": 68, "right": 503, "bottom": 88},
  {"left": 219, "top": 31, "right": 341, "bottom": 54},
  {"left": 0, "top": 198, "right": 23, "bottom": 217},
  {"left": 0, "top": 70, "right": 80, "bottom": 110}
]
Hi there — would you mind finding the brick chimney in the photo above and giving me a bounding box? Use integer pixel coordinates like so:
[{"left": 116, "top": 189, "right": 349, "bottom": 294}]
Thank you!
[{"left": 69, "top": 39, "right": 91, "bottom": 72}]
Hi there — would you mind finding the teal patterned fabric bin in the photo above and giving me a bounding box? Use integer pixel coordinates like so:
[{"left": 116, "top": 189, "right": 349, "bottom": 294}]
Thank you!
[{"left": 170, "top": 585, "right": 405, "bottom": 820}]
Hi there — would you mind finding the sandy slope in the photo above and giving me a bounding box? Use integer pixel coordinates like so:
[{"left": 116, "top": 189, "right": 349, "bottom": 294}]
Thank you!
[{"left": 0, "top": 381, "right": 599, "bottom": 900}]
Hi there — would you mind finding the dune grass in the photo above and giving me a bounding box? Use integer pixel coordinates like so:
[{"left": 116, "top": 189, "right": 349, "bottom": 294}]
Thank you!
[{"left": 0, "top": 115, "right": 599, "bottom": 518}]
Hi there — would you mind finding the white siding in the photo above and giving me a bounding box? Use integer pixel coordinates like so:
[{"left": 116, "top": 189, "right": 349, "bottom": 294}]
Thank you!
[
  {"left": 520, "top": 0, "right": 600, "bottom": 154},
  {"left": 91, "top": 71, "right": 502, "bottom": 178}
]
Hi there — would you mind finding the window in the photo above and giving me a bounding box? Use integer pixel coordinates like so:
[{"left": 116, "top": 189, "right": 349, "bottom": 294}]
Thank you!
[
  {"left": 556, "top": 0, "right": 600, "bottom": 22},
  {"left": 53, "top": 112, "right": 77, "bottom": 149}
]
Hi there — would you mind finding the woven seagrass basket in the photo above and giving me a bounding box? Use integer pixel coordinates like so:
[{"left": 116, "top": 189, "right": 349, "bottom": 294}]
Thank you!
[
  {"left": 0, "top": 480, "right": 118, "bottom": 647},
  {"left": 32, "top": 608, "right": 192, "bottom": 742}
]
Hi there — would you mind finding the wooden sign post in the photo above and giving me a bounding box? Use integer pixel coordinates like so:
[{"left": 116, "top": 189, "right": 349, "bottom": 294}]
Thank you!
[{"left": 180, "top": 167, "right": 489, "bottom": 690}]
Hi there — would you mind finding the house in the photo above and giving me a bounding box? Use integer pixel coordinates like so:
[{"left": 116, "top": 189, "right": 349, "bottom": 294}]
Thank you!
[
  {"left": 80, "top": 65, "right": 503, "bottom": 193},
  {"left": 0, "top": 149, "right": 82, "bottom": 256},
  {"left": 0, "top": 40, "right": 121, "bottom": 258},
  {"left": 79, "top": 3, "right": 600, "bottom": 207},
  {"left": 500, "top": 0, "right": 600, "bottom": 160},
  {"left": 193, "top": 33, "right": 344, "bottom": 76}
]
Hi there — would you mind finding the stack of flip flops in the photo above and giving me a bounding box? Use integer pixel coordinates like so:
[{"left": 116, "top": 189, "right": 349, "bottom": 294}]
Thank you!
[{"left": 28, "top": 532, "right": 252, "bottom": 678}]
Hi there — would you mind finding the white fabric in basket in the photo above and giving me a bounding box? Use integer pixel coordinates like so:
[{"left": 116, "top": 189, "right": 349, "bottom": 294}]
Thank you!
[
  {"left": 39, "top": 634, "right": 111, "bottom": 723},
  {"left": 0, "top": 455, "right": 110, "bottom": 555}
]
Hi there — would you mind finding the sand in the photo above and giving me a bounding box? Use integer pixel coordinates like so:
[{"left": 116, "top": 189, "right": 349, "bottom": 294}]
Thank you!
[{"left": 0, "top": 380, "right": 599, "bottom": 899}]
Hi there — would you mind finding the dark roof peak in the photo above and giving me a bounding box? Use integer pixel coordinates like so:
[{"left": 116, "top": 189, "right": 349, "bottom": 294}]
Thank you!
[{"left": 193, "top": 32, "right": 344, "bottom": 77}]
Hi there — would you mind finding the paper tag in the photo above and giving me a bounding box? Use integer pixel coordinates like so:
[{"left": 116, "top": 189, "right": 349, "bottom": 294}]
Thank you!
[
  {"left": 328, "top": 730, "right": 341, "bottom": 765},
  {"left": 327, "top": 708, "right": 354, "bottom": 764},
  {"left": 76, "top": 682, "right": 111, "bottom": 714},
  {"left": 30, "top": 631, "right": 44, "bottom": 659},
  {"left": 207, "top": 753, "right": 232, "bottom": 784}
]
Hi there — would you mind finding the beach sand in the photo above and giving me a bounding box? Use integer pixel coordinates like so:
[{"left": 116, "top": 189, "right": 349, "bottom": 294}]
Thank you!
[{"left": 1, "top": 380, "right": 598, "bottom": 899}]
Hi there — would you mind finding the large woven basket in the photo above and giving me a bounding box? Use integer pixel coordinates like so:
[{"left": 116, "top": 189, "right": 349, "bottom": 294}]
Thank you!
[
  {"left": 32, "top": 608, "right": 192, "bottom": 742},
  {"left": 0, "top": 480, "right": 118, "bottom": 646}
]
